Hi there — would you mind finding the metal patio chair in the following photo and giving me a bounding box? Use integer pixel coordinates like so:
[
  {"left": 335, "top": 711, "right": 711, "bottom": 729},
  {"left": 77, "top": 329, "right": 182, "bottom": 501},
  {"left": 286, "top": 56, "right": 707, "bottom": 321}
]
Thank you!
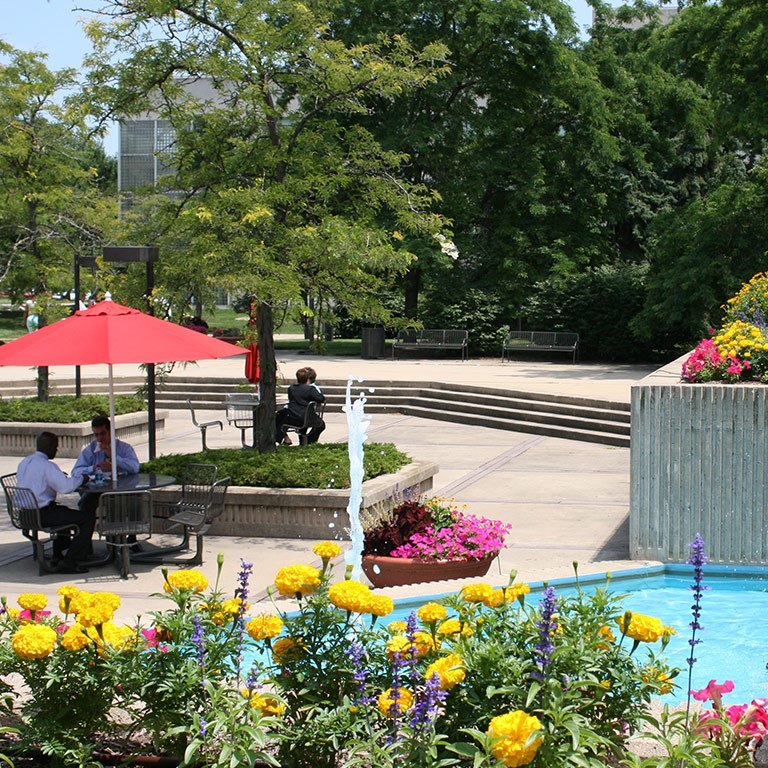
[
  {"left": 96, "top": 490, "right": 153, "bottom": 579},
  {"left": 132, "top": 463, "right": 227, "bottom": 566},
  {"left": 0, "top": 472, "right": 79, "bottom": 575}
]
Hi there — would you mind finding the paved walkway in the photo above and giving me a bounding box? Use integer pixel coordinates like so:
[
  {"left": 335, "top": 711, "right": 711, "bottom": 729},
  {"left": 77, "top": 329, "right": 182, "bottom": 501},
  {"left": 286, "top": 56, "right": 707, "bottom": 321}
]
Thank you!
[{"left": 0, "top": 350, "right": 661, "bottom": 621}]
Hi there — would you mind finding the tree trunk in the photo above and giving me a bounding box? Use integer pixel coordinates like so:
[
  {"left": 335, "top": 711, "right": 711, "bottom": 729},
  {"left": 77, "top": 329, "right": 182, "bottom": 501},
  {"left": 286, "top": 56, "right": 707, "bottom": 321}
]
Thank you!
[
  {"left": 254, "top": 301, "right": 277, "bottom": 453},
  {"left": 404, "top": 265, "right": 421, "bottom": 319}
]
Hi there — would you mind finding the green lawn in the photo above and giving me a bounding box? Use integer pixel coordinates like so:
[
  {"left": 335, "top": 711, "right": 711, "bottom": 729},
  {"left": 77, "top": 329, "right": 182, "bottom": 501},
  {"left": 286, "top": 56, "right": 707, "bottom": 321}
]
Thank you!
[{"left": 0, "top": 308, "right": 24, "bottom": 342}]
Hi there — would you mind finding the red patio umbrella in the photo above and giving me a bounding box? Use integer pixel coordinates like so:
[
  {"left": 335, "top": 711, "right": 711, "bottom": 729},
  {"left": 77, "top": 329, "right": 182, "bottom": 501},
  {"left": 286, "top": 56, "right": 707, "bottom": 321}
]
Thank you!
[{"left": 0, "top": 300, "right": 244, "bottom": 480}]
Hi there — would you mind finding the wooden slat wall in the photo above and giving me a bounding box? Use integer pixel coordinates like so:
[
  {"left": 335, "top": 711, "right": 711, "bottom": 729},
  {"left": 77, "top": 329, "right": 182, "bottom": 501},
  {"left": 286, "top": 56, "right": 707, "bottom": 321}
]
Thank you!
[{"left": 631, "top": 384, "right": 768, "bottom": 564}]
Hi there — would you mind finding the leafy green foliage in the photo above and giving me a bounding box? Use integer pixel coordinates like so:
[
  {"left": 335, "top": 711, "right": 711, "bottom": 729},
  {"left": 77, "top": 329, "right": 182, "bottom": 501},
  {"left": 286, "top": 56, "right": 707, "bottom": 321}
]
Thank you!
[
  {"left": 523, "top": 262, "right": 656, "bottom": 362},
  {"left": 0, "top": 43, "right": 118, "bottom": 310},
  {"left": 143, "top": 443, "right": 410, "bottom": 488},
  {"left": 0, "top": 395, "right": 146, "bottom": 423}
]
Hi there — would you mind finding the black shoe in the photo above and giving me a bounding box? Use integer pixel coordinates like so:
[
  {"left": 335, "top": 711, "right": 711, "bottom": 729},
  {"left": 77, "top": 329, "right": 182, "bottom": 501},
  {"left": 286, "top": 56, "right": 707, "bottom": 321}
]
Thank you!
[{"left": 57, "top": 561, "right": 89, "bottom": 574}]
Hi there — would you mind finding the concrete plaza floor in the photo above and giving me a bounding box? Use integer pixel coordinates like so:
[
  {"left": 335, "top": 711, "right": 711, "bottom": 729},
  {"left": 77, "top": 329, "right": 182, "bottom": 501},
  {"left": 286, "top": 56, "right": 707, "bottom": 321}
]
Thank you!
[{"left": 0, "top": 350, "right": 660, "bottom": 621}]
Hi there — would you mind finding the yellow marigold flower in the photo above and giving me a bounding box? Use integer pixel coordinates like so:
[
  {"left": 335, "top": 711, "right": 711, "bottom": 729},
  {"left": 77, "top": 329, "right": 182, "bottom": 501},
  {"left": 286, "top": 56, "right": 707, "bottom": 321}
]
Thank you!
[
  {"left": 58, "top": 586, "right": 81, "bottom": 613},
  {"left": 388, "top": 620, "right": 407, "bottom": 634},
  {"left": 7, "top": 608, "right": 20, "bottom": 620},
  {"left": 312, "top": 541, "right": 341, "bottom": 560},
  {"left": 387, "top": 635, "right": 413, "bottom": 658},
  {"left": 487, "top": 710, "right": 543, "bottom": 767},
  {"left": 68, "top": 590, "right": 93, "bottom": 615},
  {"left": 17, "top": 593, "right": 47, "bottom": 612},
  {"left": 438, "top": 618, "right": 473, "bottom": 637},
  {"left": 425, "top": 653, "right": 466, "bottom": 690},
  {"left": 368, "top": 594, "right": 394, "bottom": 617},
  {"left": 92, "top": 592, "right": 121, "bottom": 612},
  {"left": 387, "top": 630, "right": 436, "bottom": 657},
  {"left": 482, "top": 590, "right": 508, "bottom": 608},
  {"left": 662, "top": 625, "right": 677, "bottom": 636},
  {"left": 77, "top": 600, "right": 114, "bottom": 628},
  {"left": 328, "top": 580, "right": 372, "bottom": 613},
  {"left": 272, "top": 636, "right": 303, "bottom": 664},
  {"left": 60, "top": 624, "right": 92, "bottom": 652},
  {"left": 596, "top": 625, "right": 615, "bottom": 650},
  {"left": 641, "top": 667, "right": 674, "bottom": 695},
  {"left": 12, "top": 624, "right": 57, "bottom": 659},
  {"left": 617, "top": 612, "right": 665, "bottom": 643},
  {"left": 221, "top": 598, "right": 243, "bottom": 615},
  {"left": 377, "top": 687, "right": 414, "bottom": 717},
  {"left": 508, "top": 582, "right": 531, "bottom": 600},
  {"left": 461, "top": 582, "right": 494, "bottom": 603},
  {"left": 87, "top": 621, "right": 134, "bottom": 652},
  {"left": 246, "top": 614, "right": 284, "bottom": 641},
  {"left": 242, "top": 689, "right": 286, "bottom": 716},
  {"left": 164, "top": 570, "right": 209, "bottom": 594},
  {"left": 413, "top": 630, "right": 438, "bottom": 656},
  {"left": 417, "top": 602, "right": 447, "bottom": 624},
  {"left": 274, "top": 564, "right": 321, "bottom": 597}
]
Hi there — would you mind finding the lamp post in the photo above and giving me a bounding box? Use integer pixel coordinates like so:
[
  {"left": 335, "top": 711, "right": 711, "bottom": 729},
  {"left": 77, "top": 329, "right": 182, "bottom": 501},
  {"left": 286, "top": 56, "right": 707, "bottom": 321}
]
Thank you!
[
  {"left": 102, "top": 245, "right": 159, "bottom": 459},
  {"left": 73, "top": 254, "right": 97, "bottom": 397}
]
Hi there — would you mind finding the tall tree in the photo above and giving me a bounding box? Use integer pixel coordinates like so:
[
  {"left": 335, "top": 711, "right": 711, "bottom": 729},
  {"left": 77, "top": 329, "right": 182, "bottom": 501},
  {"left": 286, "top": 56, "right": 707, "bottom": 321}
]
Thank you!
[
  {"left": 0, "top": 43, "right": 118, "bottom": 397},
  {"left": 0, "top": 43, "right": 116, "bottom": 304},
  {"left": 84, "top": 0, "right": 449, "bottom": 451}
]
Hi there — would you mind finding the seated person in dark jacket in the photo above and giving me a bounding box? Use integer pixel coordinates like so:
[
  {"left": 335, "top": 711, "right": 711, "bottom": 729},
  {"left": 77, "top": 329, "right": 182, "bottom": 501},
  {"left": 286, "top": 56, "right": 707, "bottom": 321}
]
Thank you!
[{"left": 275, "top": 366, "right": 326, "bottom": 445}]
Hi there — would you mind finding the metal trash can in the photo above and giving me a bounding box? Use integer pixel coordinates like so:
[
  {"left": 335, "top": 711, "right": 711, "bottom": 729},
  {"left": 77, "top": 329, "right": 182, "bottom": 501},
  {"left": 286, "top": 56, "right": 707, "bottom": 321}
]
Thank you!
[{"left": 361, "top": 325, "right": 386, "bottom": 359}]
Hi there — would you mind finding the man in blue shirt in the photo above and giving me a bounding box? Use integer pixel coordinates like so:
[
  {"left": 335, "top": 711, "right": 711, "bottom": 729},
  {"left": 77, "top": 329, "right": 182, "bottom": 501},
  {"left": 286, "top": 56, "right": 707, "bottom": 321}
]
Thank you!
[
  {"left": 73, "top": 416, "right": 140, "bottom": 534},
  {"left": 17, "top": 431, "right": 92, "bottom": 573}
]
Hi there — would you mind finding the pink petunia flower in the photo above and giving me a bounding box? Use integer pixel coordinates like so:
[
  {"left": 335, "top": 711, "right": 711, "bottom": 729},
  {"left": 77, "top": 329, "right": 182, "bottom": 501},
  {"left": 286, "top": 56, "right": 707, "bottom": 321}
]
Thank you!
[{"left": 691, "top": 679, "right": 735, "bottom": 709}]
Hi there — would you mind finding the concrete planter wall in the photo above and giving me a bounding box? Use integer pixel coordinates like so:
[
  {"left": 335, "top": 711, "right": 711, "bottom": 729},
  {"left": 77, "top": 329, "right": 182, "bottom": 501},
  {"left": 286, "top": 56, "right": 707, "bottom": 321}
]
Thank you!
[
  {"left": 152, "top": 459, "right": 438, "bottom": 539},
  {"left": 631, "top": 357, "right": 768, "bottom": 564},
  {"left": 0, "top": 411, "right": 168, "bottom": 458}
]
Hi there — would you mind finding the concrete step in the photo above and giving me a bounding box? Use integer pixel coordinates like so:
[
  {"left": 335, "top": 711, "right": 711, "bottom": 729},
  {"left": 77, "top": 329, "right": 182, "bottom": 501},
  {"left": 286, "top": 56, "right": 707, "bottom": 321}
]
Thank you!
[{"left": 398, "top": 404, "right": 631, "bottom": 448}]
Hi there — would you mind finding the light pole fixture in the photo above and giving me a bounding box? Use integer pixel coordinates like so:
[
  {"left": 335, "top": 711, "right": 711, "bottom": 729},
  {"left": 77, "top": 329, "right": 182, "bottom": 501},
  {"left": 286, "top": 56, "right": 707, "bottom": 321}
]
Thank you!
[{"left": 101, "top": 245, "right": 160, "bottom": 459}]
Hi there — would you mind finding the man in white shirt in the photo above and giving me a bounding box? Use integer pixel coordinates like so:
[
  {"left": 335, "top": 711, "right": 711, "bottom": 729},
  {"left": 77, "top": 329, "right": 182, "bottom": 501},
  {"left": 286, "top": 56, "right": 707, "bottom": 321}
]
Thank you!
[
  {"left": 72, "top": 415, "right": 140, "bottom": 482},
  {"left": 17, "top": 432, "right": 94, "bottom": 573},
  {"left": 72, "top": 415, "right": 141, "bottom": 548}
]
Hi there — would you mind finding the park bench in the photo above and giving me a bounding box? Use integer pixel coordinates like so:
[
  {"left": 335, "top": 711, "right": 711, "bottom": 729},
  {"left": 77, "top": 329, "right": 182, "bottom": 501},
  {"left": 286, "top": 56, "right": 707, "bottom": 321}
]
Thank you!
[
  {"left": 502, "top": 331, "right": 580, "bottom": 363},
  {"left": 392, "top": 329, "right": 469, "bottom": 361}
]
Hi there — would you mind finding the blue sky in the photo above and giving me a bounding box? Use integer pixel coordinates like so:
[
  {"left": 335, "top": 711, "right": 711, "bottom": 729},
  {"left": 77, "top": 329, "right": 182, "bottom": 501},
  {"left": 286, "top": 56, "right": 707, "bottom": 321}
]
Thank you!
[{"left": 1, "top": 0, "right": 601, "bottom": 156}]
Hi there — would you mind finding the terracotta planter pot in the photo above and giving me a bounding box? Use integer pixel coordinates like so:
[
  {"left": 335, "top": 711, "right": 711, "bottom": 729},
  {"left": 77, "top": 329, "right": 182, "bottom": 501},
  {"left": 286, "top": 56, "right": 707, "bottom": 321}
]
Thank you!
[{"left": 362, "top": 553, "right": 497, "bottom": 588}]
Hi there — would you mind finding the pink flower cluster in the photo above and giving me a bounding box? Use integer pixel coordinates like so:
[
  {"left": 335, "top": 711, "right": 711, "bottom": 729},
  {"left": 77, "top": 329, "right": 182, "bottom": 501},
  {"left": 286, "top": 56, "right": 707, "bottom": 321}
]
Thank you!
[
  {"left": 389, "top": 513, "right": 511, "bottom": 562},
  {"left": 692, "top": 680, "right": 768, "bottom": 739},
  {"left": 682, "top": 338, "right": 751, "bottom": 382}
]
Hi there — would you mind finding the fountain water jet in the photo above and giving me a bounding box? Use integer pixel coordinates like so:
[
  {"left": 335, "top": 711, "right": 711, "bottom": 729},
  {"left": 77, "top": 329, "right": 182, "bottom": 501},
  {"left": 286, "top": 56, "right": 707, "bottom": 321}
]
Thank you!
[{"left": 343, "top": 375, "right": 371, "bottom": 579}]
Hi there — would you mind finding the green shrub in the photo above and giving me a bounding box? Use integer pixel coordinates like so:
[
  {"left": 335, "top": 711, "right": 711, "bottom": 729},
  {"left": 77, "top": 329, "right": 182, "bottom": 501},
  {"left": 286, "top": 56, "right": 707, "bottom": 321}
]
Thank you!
[
  {"left": 142, "top": 442, "right": 410, "bottom": 488},
  {"left": 419, "top": 286, "right": 509, "bottom": 355},
  {"left": 0, "top": 395, "right": 146, "bottom": 423},
  {"left": 522, "top": 263, "right": 655, "bottom": 362}
]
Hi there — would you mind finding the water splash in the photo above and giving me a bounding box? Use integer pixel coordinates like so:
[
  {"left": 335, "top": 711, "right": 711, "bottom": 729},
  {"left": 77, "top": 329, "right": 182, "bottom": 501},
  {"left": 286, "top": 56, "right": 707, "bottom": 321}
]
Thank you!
[{"left": 343, "top": 375, "right": 371, "bottom": 579}]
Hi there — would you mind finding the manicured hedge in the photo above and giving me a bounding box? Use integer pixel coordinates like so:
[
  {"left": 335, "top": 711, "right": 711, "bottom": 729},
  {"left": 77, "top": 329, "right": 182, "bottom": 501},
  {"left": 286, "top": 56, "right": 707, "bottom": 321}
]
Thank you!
[
  {"left": 0, "top": 395, "right": 147, "bottom": 423},
  {"left": 142, "top": 442, "right": 410, "bottom": 489}
]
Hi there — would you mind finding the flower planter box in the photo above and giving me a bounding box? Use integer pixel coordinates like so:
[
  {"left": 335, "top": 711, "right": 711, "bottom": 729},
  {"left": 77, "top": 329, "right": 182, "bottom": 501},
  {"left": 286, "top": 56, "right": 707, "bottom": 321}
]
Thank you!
[
  {"left": 631, "top": 355, "right": 768, "bottom": 564},
  {"left": 0, "top": 411, "right": 168, "bottom": 458},
  {"left": 361, "top": 552, "right": 496, "bottom": 588},
  {"left": 151, "top": 459, "right": 438, "bottom": 539}
]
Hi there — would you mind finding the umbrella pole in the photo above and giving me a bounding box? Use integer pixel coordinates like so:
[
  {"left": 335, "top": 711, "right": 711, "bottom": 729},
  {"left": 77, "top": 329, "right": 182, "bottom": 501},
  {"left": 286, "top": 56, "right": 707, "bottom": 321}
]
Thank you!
[{"left": 108, "top": 364, "right": 118, "bottom": 483}]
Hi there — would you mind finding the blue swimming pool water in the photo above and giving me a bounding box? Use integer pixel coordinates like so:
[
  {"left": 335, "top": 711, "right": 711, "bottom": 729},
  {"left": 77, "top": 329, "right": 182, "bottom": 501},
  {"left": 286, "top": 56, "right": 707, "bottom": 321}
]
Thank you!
[{"left": 392, "top": 565, "right": 768, "bottom": 705}]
